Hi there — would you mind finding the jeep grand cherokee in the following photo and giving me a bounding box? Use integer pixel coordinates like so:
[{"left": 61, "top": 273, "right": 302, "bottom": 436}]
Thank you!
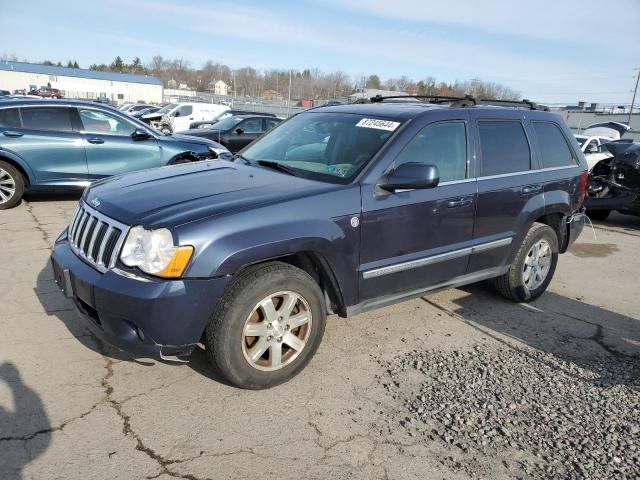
[{"left": 51, "top": 96, "right": 587, "bottom": 389}]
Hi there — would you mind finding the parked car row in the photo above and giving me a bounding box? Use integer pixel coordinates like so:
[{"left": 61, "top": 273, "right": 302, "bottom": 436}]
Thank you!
[
  {"left": 47, "top": 95, "right": 587, "bottom": 389},
  {"left": 0, "top": 99, "right": 231, "bottom": 209}
]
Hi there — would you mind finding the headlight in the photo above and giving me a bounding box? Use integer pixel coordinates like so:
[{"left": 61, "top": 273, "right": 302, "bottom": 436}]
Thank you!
[{"left": 120, "top": 226, "right": 193, "bottom": 278}]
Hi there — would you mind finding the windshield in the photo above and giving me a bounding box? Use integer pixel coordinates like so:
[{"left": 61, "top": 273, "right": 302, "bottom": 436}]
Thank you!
[
  {"left": 240, "top": 112, "right": 401, "bottom": 183},
  {"left": 209, "top": 116, "right": 244, "bottom": 131},
  {"left": 157, "top": 103, "right": 178, "bottom": 114}
]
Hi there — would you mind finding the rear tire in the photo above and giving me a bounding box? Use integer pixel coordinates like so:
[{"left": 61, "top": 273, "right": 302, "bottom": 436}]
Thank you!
[
  {"left": 0, "top": 160, "right": 25, "bottom": 210},
  {"left": 586, "top": 209, "right": 610, "bottom": 221},
  {"left": 204, "top": 262, "right": 326, "bottom": 389},
  {"left": 492, "top": 223, "right": 558, "bottom": 303}
]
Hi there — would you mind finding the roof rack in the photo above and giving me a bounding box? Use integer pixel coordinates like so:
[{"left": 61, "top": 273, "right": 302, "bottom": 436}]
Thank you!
[{"left": 369, "top": 94, "right": 549, "bottom": 111}]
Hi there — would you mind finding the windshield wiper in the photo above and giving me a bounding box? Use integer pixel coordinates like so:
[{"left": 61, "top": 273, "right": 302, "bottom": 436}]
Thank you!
[
  {"left": 257, "top": 160, "right": 297, "bottom": 176},
  {"left": 231, "top": 153, "right": 251, "bottom": 165}
]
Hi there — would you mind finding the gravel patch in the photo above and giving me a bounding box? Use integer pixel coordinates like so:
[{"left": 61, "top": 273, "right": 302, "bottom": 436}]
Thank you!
[{"left": 380, "top": 345, "right": 640, "bottom": 479}]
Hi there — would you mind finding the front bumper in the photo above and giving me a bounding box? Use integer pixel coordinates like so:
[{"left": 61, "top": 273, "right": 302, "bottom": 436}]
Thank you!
[{"left": 51, "top": 230, "right": 230, "bottom": 359}]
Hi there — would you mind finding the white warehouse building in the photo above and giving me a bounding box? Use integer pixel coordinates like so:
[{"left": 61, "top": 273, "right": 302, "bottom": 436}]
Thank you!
[{"left": 0, "top": 61, "right": 163, "bottom": 104}]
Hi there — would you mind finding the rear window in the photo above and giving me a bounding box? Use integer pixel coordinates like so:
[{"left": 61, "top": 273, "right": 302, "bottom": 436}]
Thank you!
[
  {"left": 0, "top": 108, "right": 21, "bottom": 128},
  {"left": 479, "top": 121, "right": 531, "bottom": 176},
  {"left": 533, "top": 122, "right": 577, "bottom": 168},
  {"left": 20, "top": 107, "right": 73, "bottom": 132}
]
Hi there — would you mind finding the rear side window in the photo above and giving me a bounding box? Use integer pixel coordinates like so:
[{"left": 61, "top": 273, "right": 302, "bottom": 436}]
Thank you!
[
  {"left": 0, "top": 108, "right": 21, "bottom": 128},
  {"left": 478, "top": 121, "right": 531, "bottom": 176},
  {"left": 533, "top": 122, "right": 577, "bottom": 168},
  {"left": 20, "top": 107, "right": 73, "bottom": 132},
  {"left": 394, "top": 121, "right": 467, "bottom": 182}
]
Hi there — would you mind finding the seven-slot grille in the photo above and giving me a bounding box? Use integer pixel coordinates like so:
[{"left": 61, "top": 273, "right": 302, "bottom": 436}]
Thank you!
[{"left": 68, "top": 202, "right": 129, "bottom": 273}]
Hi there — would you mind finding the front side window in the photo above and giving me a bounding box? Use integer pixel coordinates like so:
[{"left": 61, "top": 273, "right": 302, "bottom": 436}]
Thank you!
[
  {"left": 20, "top": 107, "right": 73, "bottom": 132},
  {"left": 478, "top": 121, "right": 531, "bottom": 176},
  {"left": 241, "top": 112, "right": 402, "bottom": 184},
  {"left": 79, "top": 109, "right": 136, "bottom": 136},
  {"left": 240, "top": 118, "right": 263, "bottom": 133},
  {"left": 533, "top": 122, "right": 577, "bottom": 168},
  {"left": 176, "top": 105, "right": 193, "bottom": 117},
  {"left": 0, "top": 108, "right": 21, "bottom": 128},
  {"left": 393, "top": 122, "right": 467, "bottom": 182}
]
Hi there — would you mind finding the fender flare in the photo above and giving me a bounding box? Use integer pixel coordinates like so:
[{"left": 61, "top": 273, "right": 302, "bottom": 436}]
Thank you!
[{"left": 0, "top": 150, "right": 36, "bottom": 186}]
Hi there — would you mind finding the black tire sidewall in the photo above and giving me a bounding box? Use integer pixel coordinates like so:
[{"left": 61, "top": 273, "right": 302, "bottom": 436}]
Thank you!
[
  {"left": 207, "top": 264, "right": 326, "bottom": 389},
  {"left": 509, "top": 225, "right": 559, "bottom": 302},
  {"left": 0, "top": 161, "right": 25, "bottom": 209}
]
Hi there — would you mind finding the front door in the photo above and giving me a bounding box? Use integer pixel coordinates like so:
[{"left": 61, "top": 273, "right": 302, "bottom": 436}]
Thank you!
[
  {"left": 8, "top": 106, "right": 88, "bottom": 186},
  {"left": 227, "top": 118, "right": 265, "bottom": 152},
  {"left": 76, "top": 108, "right": 160, "bottom": 180},
  {"left": 359, "top": 117, "right": 476, "bottom": 303}
]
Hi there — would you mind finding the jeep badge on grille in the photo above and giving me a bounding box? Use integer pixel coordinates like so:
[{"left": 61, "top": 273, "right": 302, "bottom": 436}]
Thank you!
[{"left": 90, "top": 198, "right": 100, "bottom": 208}]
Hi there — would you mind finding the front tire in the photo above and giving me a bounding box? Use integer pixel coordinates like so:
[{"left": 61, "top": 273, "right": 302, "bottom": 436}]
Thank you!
[
  {"left": 204, "top": 262, "right": 326, "bottom": 389},
  {"left": 0, "top": 161, "right": 25, "bottom": 209},
  {"left": 492, "top": 223, "right": 558, "bottom": 302}
]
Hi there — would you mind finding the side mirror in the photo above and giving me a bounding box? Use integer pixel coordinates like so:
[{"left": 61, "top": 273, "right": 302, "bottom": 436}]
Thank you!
[
  {"left": 173, "top": 111, "right": 180, "bottom": 117},
  {"left": 235, "top": 128, "right": 244, "bottom": 135},
  {"left": 131, "top": 128, "right": 151, "bottom": 141},
  {"left": 378, "top": 163, "right": 440, "bottom": 191}
]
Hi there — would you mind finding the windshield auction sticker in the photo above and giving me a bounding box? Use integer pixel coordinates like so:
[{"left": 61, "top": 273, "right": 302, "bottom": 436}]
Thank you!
[{"left": 356, "top": 118, "right": 401, "bottom": 131}]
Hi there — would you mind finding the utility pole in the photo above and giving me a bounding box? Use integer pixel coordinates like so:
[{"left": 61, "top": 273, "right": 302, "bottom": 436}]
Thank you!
[
  {"left": 629, "top": 68, "right": 639, "bottom": 126},
  {"left": 287, "top": 70, "right": 292, "bottom": 117}
]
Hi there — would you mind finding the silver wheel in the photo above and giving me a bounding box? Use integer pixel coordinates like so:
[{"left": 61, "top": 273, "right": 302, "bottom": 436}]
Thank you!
[
  {"left": 241, "top": 291, "right": 312, "bottom": 372},
  {"left": 522, "top": 239, "right": 552, "bottom": 290},
  {"left": 0, "top": 167, "right": 16, "bottom": 204}
]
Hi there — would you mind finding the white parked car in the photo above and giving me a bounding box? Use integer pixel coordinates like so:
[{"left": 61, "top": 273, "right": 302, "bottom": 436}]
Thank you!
[
  {"left": 149, "top": 102, "right": 230, "bottom": 133},
  {"left": 575, "top": 122, "right": 630, "bottom": 170}
]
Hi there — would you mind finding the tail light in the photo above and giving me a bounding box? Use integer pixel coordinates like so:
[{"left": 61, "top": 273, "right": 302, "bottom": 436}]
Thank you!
[{"left": 579, "top": 170, "right": 588, "bottom": 205}]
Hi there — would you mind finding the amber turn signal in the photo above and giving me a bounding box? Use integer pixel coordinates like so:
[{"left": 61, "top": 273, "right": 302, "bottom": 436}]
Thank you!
[{"left": 156, "top": 246, "right": 194, "bottom": 279}]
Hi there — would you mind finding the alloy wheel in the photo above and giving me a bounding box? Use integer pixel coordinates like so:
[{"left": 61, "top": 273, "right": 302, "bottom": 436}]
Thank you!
[
  {"left": 0, "top": 168, "right": 16, "bottom": 204},
  {"left": 241, "top": 291, "right": 312, "bottom": 372},
  {"left": 522, "top": 239, "right": 552, "bottom": 290}
]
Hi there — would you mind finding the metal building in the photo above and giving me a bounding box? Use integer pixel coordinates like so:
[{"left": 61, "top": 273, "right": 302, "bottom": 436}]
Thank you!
[{"left": 0, "top": 61, "right": 163, "bottom": 104}]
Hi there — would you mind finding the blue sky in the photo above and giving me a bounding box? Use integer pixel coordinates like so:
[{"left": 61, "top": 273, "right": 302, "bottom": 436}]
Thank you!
[{"left": 1, "top": 0, "right": 638, "bottom": 104}]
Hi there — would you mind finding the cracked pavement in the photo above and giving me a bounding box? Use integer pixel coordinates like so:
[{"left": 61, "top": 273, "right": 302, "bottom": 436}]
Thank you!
[{"left": 1, "top": 194, "right": 639, "bottom": 479}]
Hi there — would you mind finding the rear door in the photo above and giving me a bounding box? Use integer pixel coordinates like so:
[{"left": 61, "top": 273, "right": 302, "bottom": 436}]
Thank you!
[
  {"left": 359, "top": 112, "right": 476, "bottom": 303},
  {"left": 76, "top": 107, "right": 160, "bottom": 180},
  {"left": 7, "top": 106, "right": 88, "bottom": 186},
  {"left": 467, "top": 112, "right": 545, "bottom": 273}
]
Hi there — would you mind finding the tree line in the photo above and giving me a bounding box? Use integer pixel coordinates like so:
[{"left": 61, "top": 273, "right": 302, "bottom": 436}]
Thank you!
[{"left": 1, "top": 53, "right": 520, "bottom": 101}]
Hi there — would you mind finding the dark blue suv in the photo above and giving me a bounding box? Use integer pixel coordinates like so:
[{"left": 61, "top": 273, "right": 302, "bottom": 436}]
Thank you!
[
  {"left": 51, "top": 96, "right": 588, "bottom": 389},
  {"left": 0, "top": 99, "right": 230, "bottom": 209}
]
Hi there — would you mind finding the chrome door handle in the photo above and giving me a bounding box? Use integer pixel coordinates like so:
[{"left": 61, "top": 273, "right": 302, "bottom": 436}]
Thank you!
[
  {"left": 522, "top": 184, "right": 542, "bottom": 194},
  {"left": 447, "top": 197, "right": 474, "bottom": 208},
  {"left": 86, "top": 137, "right": 104, "bottom": 144},
  {"left": 2, "top": 131, "right": 23, "bottom": 137}
]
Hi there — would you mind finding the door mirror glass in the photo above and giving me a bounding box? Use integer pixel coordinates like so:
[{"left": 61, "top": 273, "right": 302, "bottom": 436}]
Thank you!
[
  {"left": 131, "top": 128, "right": 151, "bottom": 141},
  {"left": 379, "top": 163, "right": 439, "bottom": 191},
  {"left": 173, "top": 111, "right": 180, "bottom": 117},
  {"left": 235, "top": 128, "right": 244, "bottom": 135}
]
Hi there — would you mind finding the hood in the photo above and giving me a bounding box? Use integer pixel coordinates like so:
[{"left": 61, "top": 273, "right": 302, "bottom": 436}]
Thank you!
[
  {"left": 175, "top": 128, "right": 218, "bottom": 137},
  {"left": 583, "top": 122, "right": 630, "bottom": 140},
  {"left": 141, "top": 112, "right": 164, "bottom": 120},
  {"left": 162, "top": 132, "right": 221, "bottom": 148},
  {"left": 84, "top": 161, "right": 340, "bottom": 227}
]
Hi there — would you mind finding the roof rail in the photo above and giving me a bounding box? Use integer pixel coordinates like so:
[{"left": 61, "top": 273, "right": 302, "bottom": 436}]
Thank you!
[{"left": 369, "top": 94, "right": 549, "bottom": 111}]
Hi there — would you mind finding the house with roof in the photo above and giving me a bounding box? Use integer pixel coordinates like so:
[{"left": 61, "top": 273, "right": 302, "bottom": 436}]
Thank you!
[{"left": 0, "top": 61, "right": 163, "bottom": 104}]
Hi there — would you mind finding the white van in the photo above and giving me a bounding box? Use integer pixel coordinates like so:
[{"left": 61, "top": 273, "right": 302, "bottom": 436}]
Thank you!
[{"left": 153, "top": 103, "right": 230, "bottom": 133}]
